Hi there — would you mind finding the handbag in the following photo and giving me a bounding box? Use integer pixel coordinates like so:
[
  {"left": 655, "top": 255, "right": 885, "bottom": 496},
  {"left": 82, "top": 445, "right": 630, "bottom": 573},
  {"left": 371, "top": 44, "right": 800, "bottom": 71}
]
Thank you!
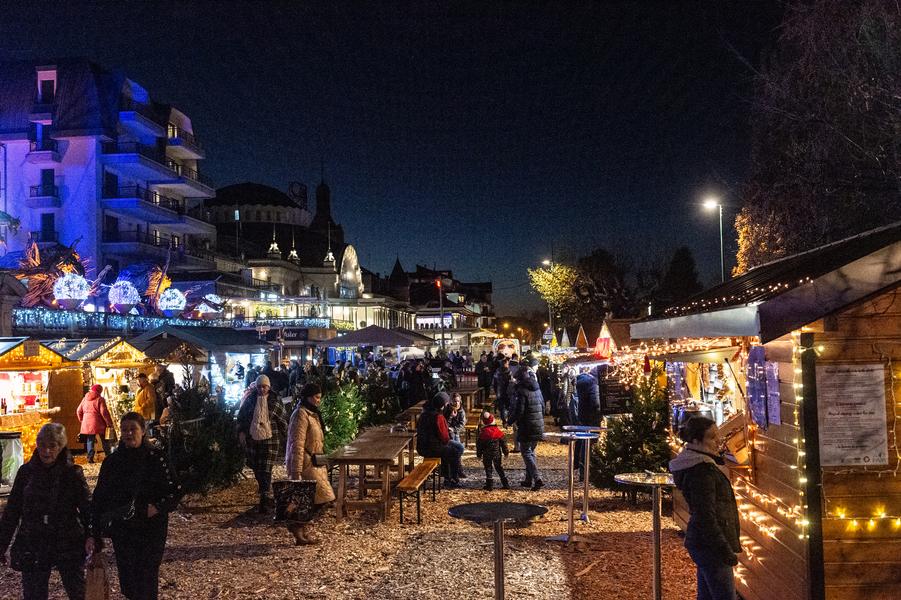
[
  {"left": 98, "top": 498, "right": 136, "bottom": 534},
  {"left": 85, "top": 553, "right": 110, "bottom": 600},
  {"left": 272, "top": 480, "right": 317, "bottom": 523}
]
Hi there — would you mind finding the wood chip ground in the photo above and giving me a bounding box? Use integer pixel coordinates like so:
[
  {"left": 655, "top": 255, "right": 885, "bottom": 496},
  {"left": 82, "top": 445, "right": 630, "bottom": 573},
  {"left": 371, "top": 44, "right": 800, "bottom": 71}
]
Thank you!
[{"left": 0, "top": 420, "right": 697, "bottom": 599}]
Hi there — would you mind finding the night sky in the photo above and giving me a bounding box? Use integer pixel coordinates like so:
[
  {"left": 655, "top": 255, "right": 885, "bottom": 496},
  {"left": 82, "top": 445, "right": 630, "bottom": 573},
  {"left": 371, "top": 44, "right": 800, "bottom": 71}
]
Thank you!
[{"left": 1, "top": 1, "right": 783, "bottom": 312}]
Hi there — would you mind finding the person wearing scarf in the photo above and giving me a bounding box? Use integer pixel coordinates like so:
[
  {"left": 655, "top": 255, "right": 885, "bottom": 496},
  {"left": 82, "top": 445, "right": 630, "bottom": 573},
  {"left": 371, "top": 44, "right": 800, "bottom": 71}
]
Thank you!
[
  {"left": 237, "top": 374, "right": 288, "bottom": 513},
  {"left": 670, "top": 416, "right": 741, "bottom": 600},
  {"left": 285, "top": 383, "right": 335, "bottom": 545}
]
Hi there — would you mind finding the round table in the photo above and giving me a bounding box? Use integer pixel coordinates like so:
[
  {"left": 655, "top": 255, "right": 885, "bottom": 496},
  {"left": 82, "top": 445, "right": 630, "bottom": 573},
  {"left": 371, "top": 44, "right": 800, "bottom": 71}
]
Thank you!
[
  {"left": 562, "top": 425, "right": 606, "bottom": 522},
  {"left": 448, "top": 502, "right": 547, "bottom": 600},
  {"left": 614, "top": 472, "right": 675, "bottom": 600}
]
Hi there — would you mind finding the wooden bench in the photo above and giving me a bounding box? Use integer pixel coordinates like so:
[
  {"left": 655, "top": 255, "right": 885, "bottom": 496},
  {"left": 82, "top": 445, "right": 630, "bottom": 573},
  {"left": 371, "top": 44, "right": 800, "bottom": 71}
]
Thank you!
[
  {"left": 396, "top": 458, "right": 441, "bottom": 524},
  {"left": 464, "top": 422, "right": 480, "bottom": 448}
]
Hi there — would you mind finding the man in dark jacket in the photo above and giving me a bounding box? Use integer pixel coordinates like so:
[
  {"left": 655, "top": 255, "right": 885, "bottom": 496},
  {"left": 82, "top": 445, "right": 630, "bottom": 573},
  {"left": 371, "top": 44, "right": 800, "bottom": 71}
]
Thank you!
[
  {"left": 508, "top": 360, "right": 545, "bottom": 490},
  {"left": 491, "top": 357, "right": 512, "bottom": 425},
  {"left": 476, "top": 354, "right": 493, "bottom": 405},
  {"left": 574, "top": 367, "right": 601, "bottom": 479}
]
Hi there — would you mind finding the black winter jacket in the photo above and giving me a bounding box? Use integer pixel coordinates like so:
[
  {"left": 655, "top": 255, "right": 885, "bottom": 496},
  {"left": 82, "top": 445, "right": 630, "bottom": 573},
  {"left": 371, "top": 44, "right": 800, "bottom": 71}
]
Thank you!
[
  {"left": 670, "top": 448, "right": 741, "bottom": 567},
  {"left": 476, "top": 361, "right": 493, "bottom": 388},
  {"left": 91, "top": 444, "right": 182, "bottom": 538},
  {"left": 508, "top": 367, "right": 545, "bottom": 442},
  {"left": 0, "top": 450, "right": 89, "bottom": 571},
  {"left": 575, "top": 373, "right": 601, "bottom": 426},
  {"left": 416, "top": 408, "right": 447, "bottom": 458}
]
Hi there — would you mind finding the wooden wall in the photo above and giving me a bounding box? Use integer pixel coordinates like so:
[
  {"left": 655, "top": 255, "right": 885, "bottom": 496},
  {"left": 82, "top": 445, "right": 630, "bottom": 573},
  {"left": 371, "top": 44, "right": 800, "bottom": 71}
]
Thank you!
[{"left": 815, "top": 286, "right": 901, "bottom": 600}]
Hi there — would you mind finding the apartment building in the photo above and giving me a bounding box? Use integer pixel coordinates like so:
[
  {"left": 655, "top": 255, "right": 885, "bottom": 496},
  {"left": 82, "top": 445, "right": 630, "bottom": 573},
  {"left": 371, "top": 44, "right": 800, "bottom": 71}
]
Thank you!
[{"left": 0, "top": 59, "right": 218, "bottom": 277}]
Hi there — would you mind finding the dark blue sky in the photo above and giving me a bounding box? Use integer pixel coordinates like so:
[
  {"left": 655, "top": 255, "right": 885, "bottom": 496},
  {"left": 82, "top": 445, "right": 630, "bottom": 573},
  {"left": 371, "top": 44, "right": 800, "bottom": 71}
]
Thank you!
[{"left": 1, "top": 1, "right": 783, "bottom": 312}]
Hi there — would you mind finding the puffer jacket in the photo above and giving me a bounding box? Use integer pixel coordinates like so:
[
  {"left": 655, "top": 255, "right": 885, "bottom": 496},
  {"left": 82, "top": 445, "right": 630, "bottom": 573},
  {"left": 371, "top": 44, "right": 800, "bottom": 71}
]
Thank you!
[
  {"left": 575, "top": 373, "right": 601, "bottom": 426},
  {"left": 0, "top": 449, "right": 89, "bottom": 571},
  {"left": 670, "top": 447, "right": 741, "bottom": 567},
  {"left": 508, "top": 367, "right": 545, "bottom": 442},
  {"left": 416, "top": 407, "right": 450, "bottom": 458},
  {"left": 76, "top": 390, "right": 113, "bottom": 436}
]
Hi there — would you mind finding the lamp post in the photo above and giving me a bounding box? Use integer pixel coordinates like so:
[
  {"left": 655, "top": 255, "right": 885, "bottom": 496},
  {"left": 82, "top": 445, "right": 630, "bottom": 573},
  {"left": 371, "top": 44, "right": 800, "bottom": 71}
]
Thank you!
[
  {"left": 541, "top": 258, "right": 554, "bottom": 331},
  {"left": 703, "top": 198, "right": 725, "bottom": 283},
  {"left": 436, "top": 277, "right": 446, "bottom": 350}
]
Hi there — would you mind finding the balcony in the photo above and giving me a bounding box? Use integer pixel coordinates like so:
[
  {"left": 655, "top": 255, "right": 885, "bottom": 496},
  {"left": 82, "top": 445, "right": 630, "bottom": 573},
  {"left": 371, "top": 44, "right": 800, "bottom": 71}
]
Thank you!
[
  {"left": 119, "top": 98, "right": 166, "bottom": 138},
  {"left": 101, "top": 184, "right": 183, "bottom": 222},
  {"left": 101, "top": 142, "right": 213, "bottom": 196},
  {"left": 30, "top": 230, "right": 58, "bottom": 244},
  {"left": 167, "top": 124, "right": 205, "bottom": 159},
  {"left": 102, "top": 230, "right": 215, "bottom": 268},
  {"left": 28, "top": 183, "right": 61, "bottom": 208},
  {"left": 27, "top": 139, "right": 60, "bottom": 163},
  {"left": 29, "top": 101, "right": 54, "bottom": 124}
]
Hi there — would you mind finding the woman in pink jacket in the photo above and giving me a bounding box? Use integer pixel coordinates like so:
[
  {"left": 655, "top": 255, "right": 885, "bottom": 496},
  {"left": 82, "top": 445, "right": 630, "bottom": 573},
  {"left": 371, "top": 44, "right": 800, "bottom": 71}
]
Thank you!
[{"left": 76, "top": 384, "right": 113, "bottom": 462}]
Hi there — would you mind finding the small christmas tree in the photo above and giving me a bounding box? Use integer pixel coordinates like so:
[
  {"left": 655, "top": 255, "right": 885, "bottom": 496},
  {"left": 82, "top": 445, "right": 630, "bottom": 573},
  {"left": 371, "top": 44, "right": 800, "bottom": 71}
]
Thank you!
[
  {"left": 319, "top": 382, "right": 366, "bottom": 453},
  {"left": 590, "top": 364, "right": 671, "bottom": 502}
]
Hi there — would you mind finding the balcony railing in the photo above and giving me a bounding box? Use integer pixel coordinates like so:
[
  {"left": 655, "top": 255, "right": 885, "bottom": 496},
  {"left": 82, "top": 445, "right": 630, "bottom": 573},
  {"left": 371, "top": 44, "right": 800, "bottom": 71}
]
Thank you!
[
  {"left": 29, "top": 139, "right": 59, "bottom": 153},
  {"left": 102, "top": 184, "right": 184, "bottom": 214},
  {"left": 29, "top": 183, "right": 58, "bottom": 198},
  {"left": 167, "top": 124, "right": 203, "bottom": 151},
  {"left": 119, "top": 97, "right": 161, "bottom": 123},
  {"left": 103, "top": 229, "right": 171, "bottom": 247},
  {"left": 165, "top": 159, "right": 214, "bottom": 188},
  {"left": 30, "top": 230, "right": 58, "bottom": 243},
  {"left": 102, "top": 140, "right": 167, "bottom": 164}
]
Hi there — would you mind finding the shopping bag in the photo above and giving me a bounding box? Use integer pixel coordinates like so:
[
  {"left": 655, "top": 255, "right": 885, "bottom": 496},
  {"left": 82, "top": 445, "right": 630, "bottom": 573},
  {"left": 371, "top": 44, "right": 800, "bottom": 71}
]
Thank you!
[
  {"left": 272, "top": 479, "right": 317, "bottom": 523},
  {"left": 85, "top": 553, "right": 110, "bottom": 600}
]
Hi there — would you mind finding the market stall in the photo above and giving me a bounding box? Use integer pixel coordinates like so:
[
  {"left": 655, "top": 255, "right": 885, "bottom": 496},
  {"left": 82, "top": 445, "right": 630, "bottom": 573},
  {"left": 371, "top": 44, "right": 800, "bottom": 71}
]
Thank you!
[
  {"left": 43, "top": 337, "right": 154, "bottom": 446},
  {"left": 0, "top": 337, "right": 77, "bottom": 458},
  {"left": 630, "top": 223, "right": 901, "bottom": 600}
]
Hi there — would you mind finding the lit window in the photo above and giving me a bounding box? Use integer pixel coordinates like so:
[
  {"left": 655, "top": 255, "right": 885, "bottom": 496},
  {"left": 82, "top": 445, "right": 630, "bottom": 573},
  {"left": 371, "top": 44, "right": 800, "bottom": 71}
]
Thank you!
[{"left": 234, "top": 209, "right": 240, "bottom": 221}]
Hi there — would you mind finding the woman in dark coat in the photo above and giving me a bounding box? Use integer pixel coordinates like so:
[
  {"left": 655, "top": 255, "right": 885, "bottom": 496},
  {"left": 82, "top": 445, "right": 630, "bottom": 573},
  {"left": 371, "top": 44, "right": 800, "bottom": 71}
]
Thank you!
[
  {"left": 508, "top": 361, "right": 545, "bottom": 491},
  {"left": 415, "top": 392, "right": 465, "bottom": 487},
  {"left": 669, "top": 416, "right": 741, "bottom": 600},
  {"left": 90, "top": 412, "right": 182, "bottom": 600},
  {"left": 237, "top": 374, "right": 288, "bottom": 512},
  {"left": 0, "top": 423, "right": 89, "bottom": 600}
]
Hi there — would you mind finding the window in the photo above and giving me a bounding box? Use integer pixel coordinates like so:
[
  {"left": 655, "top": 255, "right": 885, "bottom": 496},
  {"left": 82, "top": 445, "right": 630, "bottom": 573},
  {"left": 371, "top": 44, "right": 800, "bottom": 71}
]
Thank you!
[
  {"left": 276, "top": 212, "right": 282, "bottom": 222},
  {"left": 152, "top": 229, "right": 161, "bottom": 245},
  {"left": 255, "top": 210, "right": 261, "bottom": 221},
  {"left": 171, "top": 235, "right": 180, "bottom": 248},
  {"left": 234, "top": 209, "right": 240, "bottom": 221},
  {"left": 40, "top": 213, "right": 55, "bottom": 240},
  {"left": 266, "top": 211, "right": 272, "bottom": 221},
  {"left": 39, "top": 79, "right": 55, "bottom": 103}
]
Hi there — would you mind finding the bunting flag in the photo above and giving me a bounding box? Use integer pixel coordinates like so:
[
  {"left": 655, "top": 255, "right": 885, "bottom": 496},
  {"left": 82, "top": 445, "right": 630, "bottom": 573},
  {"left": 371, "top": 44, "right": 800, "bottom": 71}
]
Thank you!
[
  {"left": 549, "top": 332, "right": 559, "bottom": 348},
  {"left": 575, "top": 324, "right": 589, "bottom": 350},
  {"left": 560, "top": 329, "right": 571, "bottom": 348}
]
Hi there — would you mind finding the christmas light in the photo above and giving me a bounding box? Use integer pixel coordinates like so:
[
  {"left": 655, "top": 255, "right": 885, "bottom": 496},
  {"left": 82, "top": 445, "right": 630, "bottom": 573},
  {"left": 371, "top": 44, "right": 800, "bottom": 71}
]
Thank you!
[
  {"left": 52, "top": 273, "right": 90, "bottom": 309},
  {"left": 159, "top": 288, "right": 187, "bottom": 314},
  {"left": 108, "top": 280, "right": 141, "bottom": 312}
]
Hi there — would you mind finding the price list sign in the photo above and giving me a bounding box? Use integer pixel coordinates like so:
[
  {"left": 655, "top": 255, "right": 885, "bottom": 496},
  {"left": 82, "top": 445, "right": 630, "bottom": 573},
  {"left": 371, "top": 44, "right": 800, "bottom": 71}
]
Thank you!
[{"left": 817, "top": 364, "right": 888, "bottom": 467}]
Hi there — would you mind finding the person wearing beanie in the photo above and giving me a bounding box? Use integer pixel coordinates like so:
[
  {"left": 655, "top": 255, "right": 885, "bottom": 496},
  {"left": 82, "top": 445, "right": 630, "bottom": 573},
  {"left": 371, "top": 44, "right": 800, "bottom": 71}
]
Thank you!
[
  {"left": 237, "top": 373, "right": 288, "bottom": 512},
  {"left": 76, "top": 384, "right": 113, "bottom": 462},
  {"left": 476, "top": 412, "right": 510, "bottom": 490},
  {"left": 415, "top": 392, "right": 465, "bottom": 487},
  {"left": 285, "top": 382, "right": 333, "bottom": 545}
]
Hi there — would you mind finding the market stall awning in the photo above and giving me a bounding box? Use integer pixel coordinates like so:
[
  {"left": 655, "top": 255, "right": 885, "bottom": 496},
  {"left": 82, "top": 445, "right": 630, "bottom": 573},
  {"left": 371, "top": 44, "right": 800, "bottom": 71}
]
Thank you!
[
  {"left": 649, "top": 346, "right": 741, "bottom": 364},
  {"left": 391, "top": 327, "right": 436, "bottom": 346},
  {"left": 0, "top": 337, "right": 78, "bottom": 371},
  {"left": 320, "top": 325, "right": 421, "bottom": 347},
  {"left": 631, "top": 222, "right": 901, "bottom": 342},
  {"left": 41, "top": 337, "right": 151, "bottom": 367},
  {"left": 131, "top": 325, "right": 271, "bottom": 355}
]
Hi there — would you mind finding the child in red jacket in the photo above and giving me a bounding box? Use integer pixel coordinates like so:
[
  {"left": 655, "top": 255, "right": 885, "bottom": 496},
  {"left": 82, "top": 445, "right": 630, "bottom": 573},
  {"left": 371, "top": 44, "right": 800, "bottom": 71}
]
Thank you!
[{"left": 476, "top": 412, "right": 510, "bottom": 490}]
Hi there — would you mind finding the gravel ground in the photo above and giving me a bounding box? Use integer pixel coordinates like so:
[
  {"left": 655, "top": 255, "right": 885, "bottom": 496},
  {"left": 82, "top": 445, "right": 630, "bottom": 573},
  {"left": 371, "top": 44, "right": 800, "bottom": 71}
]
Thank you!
[{"left": 0, "top": 419, "right": 696, "bottom": 599}]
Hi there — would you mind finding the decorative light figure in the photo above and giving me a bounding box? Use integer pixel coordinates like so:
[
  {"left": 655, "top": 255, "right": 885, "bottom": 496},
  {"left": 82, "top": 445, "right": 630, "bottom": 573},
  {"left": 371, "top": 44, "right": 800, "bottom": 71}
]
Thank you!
[
  {"left": 108, "top": 280, "right": 141, "bottom": 313},
  {"left": 52, "top": 273, "right": 91, "bottom": 309},
  {"left": 159, "top": 287, "right": 187, "bottom": 317}
]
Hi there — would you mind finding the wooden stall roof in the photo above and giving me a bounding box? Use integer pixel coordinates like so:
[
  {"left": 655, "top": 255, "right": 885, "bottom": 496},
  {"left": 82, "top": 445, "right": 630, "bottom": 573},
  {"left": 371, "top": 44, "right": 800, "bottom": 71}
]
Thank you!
[
  {"left": 631, "top": 221, "right": 901, "bottom": 342},
  {"left": 649, "top": 345, "right": 740, "bottom": 364},
  {"left": 41, "top": 337, "right": 151, "bottom": 367},
  {"left": 132, "top": 325, "right": 271, "bottom": 355},
  {"left": 0, "top": 336, "right": 77, "bottom": 371}
]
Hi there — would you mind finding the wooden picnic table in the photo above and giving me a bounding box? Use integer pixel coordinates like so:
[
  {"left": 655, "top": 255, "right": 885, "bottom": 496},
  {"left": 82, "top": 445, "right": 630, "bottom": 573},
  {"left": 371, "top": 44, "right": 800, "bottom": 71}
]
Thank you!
[
  {"left": 329, "top": 429, "right": 416, "bottom": 521},
  {"left": 397, "top": 400, "right": 426, "bottom": 430}
]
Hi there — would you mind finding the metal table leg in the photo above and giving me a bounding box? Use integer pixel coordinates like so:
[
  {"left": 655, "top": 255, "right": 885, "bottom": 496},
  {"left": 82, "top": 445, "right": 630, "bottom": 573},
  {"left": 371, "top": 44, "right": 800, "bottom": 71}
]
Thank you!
[
  {"left": 581, "top": 438, "right": 591, "bottom": 522},
  {"left": 652, "top": 486, "right": 662, "bottom": 600},
  {"left": 546, "top": 437, "right": 579, "bottom": 543},
  {"left": 493, "top": 519, "right": 505, "bottom": 600}
]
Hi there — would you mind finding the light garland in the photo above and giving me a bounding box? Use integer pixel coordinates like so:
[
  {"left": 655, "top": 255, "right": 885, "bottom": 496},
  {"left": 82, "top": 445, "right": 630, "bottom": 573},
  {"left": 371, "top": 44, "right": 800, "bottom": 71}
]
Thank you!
[{"left": 662, "top": 277, "right": 814, "bottom": 317}]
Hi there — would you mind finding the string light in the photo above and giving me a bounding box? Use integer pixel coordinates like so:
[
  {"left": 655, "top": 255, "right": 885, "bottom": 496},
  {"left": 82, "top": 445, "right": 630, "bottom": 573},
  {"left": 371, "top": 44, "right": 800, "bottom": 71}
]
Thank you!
[{"left": 108, "top": 280, "right": 141, "bottom": 308}]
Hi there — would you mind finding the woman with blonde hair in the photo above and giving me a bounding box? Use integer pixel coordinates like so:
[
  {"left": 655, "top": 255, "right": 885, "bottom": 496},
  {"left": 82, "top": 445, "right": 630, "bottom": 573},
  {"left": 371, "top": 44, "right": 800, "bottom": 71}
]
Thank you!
[{"left": 0, "top": 423, "right": 90, "bottom": 599}]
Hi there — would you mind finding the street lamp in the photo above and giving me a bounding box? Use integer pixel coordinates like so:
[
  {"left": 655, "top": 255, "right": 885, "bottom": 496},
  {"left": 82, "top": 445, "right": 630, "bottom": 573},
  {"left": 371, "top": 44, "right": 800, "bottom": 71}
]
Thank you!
[
  {"left": 703, "top": 197, "right": 725, "bottom": 283},
  {"left": 540, "top": 258, "right": 554, "bottom": 330}
]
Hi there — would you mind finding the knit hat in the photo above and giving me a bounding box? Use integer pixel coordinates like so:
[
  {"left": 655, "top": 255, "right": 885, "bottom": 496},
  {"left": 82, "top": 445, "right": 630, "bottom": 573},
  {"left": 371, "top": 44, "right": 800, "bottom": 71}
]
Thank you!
[
  {"left": 255, "top": 374, "right": 271, "bottom": 387},
  {"left": 431, "top": 391, "right": 450, "bottom": 410},
  {"left": 91, "top": 384, "right": 103, "bottom": 394},
  {"left": 481, "top": 411, "right": 495, "bottom": 426}
]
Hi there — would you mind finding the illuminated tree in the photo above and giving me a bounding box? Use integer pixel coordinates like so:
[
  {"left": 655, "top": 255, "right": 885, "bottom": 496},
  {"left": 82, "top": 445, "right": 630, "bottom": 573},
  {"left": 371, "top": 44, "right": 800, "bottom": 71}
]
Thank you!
[
  {"left": 527, "top": 262, "right": 580, "bottom": 319},
  {"left": 734, "top": 0, "right": 901, "bottom": 274}
]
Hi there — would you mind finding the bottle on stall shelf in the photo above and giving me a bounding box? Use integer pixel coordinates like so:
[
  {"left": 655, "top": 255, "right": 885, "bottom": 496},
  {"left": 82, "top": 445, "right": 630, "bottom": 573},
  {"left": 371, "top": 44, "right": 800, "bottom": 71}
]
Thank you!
[{"left": 1, "top": 397, "right": 6, "bottom": 415}]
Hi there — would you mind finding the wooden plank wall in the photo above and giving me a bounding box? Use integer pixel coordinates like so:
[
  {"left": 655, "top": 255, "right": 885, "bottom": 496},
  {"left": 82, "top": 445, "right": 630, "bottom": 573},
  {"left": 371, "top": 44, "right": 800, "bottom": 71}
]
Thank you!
[
  {"left": 816, "top": 287, "right": 901, "bottom": 600},
  {"left": 671, "top": 335, "right": 809, "bottom": 600}
]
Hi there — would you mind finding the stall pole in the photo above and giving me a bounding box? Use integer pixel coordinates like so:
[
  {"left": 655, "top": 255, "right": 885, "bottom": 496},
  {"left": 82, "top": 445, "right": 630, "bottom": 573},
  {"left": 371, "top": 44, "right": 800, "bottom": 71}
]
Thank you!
[
  {"left": 652, "top": 486, "right": 662, "bottom": 600},
  {"left": 493, "top": 519, "right": 505, "bottom": 600},
  {"left": 799, "top": 333, "right": 825, "bottom": 600}
]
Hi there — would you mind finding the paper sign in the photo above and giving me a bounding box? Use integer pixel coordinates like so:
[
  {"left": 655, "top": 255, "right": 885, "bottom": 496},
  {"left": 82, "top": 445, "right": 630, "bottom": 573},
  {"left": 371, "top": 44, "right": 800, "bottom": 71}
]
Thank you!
[{"left": 817, "top": 364, "right": 888, "bottom": 467}]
